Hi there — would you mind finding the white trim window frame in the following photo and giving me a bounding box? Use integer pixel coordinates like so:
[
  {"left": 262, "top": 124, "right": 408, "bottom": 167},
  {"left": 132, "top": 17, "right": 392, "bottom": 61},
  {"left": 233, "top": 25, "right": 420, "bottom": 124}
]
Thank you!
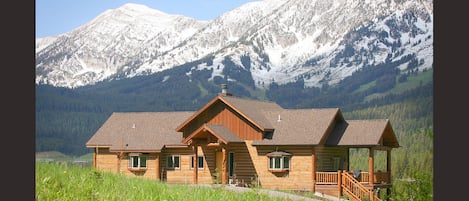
[
  {"left": 268, "top": 156, "right": 290, "bottom": 171},
  {"left": 128, "top": 155, "right": 147, "bottom": 169},
  {"left": 190, "top": 156, "right": 205, "bottom": 170}
]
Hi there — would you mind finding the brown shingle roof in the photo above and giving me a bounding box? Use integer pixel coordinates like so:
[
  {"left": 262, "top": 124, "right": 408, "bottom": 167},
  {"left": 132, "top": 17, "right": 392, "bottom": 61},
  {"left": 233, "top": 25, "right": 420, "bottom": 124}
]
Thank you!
[
  {"left": 205, "top": 124, "right": 244, "bottom": 143},
  {"left": 326, "top": 119, "right": 399, "bottom": 147},
  {"left": 86, "top": 112, "right": 193, "bottom": 152},
  {"left": 252, "top": 108, "right": 340, "bottom": 145}
]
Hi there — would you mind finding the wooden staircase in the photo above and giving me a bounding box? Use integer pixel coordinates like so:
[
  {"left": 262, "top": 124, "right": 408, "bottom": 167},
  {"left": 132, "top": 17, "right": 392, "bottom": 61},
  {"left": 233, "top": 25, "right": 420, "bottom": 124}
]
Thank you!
[{"left": 340, "top": 171, "right": 382, "bottom": 201}]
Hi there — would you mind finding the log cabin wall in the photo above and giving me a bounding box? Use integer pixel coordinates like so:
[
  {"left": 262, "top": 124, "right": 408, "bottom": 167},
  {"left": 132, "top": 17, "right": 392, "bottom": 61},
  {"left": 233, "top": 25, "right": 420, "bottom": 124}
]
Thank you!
[
  {"left": 95, "top": 148, "right": 119, "bottom": 173},
  {"left": 315, "top": 146, "right": 349, "bottom": 172},
  {"left": 119, "top": 153, "right": 160, "bottom": 180},
  {"left": 245, "top": 141, "right": 315, "bottom": 191},
  {"left": 182, "top": 101, "right": 262, "bottom": 140},
  {"left": 200, "top": 146, "right": 218, "bottom": 184},
  {"left": 161, "top": 147, "right": 214, "bottom": 184},
  {"left": 225, "top": 142, "right": 257, "bottom": 186}
]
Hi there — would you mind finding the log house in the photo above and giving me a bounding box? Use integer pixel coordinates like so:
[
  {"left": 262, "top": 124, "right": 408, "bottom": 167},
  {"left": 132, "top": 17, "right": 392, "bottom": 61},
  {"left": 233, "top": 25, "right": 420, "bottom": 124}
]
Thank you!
[{"left": 86, "top": 85, "right": 399, "bottom": 200}]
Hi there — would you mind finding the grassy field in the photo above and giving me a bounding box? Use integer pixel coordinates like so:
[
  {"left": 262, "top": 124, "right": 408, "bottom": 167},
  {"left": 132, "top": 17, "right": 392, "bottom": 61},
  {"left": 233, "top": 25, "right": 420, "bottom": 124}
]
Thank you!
[{"left": 35, "top": 161, "right": 311, "bottom": 201}]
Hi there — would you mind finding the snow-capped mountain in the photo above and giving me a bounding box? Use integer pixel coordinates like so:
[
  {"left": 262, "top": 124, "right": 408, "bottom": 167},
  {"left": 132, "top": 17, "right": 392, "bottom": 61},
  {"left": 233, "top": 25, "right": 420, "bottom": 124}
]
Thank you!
[{"left": 36, "top": 0, "right": 433, "bottom": 89}]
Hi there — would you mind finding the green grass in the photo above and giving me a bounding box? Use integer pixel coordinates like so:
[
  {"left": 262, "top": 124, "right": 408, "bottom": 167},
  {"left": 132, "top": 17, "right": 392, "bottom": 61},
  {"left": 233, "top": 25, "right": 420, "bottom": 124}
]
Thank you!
[{"left": 36, "top": 162, "right": 300, "bottom": 201}]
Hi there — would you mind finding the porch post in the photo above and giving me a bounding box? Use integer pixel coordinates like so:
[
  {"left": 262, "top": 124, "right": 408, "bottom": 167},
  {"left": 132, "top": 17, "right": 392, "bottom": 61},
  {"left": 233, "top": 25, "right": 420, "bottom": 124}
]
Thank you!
[
  {"left": 312, "top": 147, "right": 316, "bottom": 192},
  {"left": 222, "top": 147, "right": 227, "bottom": 185},
  {"left": 338, "top": 170, "right": 342, "bottom": 197},
  {"left": 117, "top": 152, "right": 122, "bottom": 173},
  {"left": 369, "top": 148, "right": 374, "bottom": 187},
  {"left": 93, "top": 147, "right": 97, "bottom": 168},
  {"left": 387, "top": 148, "right": 392, "bottom": 196},
  {"left": 193, "top": 144, "right": 198, "bottom": 184},
  {"left": 155, "top": 154, "right": 160, "bottom": 181}
]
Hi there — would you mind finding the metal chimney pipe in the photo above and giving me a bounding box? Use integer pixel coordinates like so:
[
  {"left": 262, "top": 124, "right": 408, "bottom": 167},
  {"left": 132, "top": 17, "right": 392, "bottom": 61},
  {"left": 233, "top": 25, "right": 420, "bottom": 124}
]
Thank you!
[{"left": 221, "top": 84, "right": 227, "bottom": 94}]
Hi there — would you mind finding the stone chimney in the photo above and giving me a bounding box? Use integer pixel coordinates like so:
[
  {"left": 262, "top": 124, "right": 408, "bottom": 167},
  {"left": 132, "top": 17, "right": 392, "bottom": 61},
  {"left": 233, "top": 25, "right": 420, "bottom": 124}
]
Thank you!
[{"left": 220, "top": 84, "right": 232, "bottom": 96}]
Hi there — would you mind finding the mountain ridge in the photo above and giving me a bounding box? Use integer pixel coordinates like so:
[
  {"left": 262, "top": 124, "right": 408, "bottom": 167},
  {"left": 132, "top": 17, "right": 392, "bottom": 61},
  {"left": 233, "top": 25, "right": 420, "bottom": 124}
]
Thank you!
[{"left": 36, "top": 0, "right": 433, "bottom": 89}]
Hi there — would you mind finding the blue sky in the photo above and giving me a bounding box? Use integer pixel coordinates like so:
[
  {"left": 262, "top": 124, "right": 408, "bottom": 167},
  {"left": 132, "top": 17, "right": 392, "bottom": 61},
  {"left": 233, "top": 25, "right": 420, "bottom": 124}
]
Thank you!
[{"left": 36, "top": 0, "right": 258, "bottom": 38}]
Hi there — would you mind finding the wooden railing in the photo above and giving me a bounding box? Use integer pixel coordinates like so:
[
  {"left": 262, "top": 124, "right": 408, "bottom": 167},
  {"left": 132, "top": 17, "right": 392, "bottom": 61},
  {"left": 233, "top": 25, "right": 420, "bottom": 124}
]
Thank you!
[
  {"left": 316, "top": 171, "right": 390, "bottom": 185},
  {"left": 341, "top": 171, "right": 382, "bottom": 201},
  {"left": 357, "top": 171, "right": 390, "bottom": 184},
  {"left": 316, "top": 172, "right": 338, "bottom": 184}
]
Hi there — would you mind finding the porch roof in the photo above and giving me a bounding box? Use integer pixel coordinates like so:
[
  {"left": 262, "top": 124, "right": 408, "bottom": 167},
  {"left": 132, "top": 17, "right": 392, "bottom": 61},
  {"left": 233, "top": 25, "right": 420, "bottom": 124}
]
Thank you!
[
  {"left": 182, "top": 124, "right": 244, "bottom": 145},
  {"left": 325, "top": 119, "right": 400, "bottom": 148}
]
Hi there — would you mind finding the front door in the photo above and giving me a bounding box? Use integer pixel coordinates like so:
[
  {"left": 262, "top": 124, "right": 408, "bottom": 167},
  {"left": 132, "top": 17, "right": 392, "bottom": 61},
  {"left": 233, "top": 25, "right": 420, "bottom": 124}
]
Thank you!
[
  {"left": 216, "top": 151, "right": 222, "bottom": 172},
  {"left": 215, "top": 151, "right": 222, "bottom": 183}
]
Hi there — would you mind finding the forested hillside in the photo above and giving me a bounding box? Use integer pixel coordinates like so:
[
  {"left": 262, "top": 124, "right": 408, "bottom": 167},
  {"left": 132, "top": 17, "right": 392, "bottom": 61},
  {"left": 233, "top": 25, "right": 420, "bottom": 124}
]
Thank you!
[
  {"left": 36, "top": 62, "right": 432, "bottom": 156},
  {"left": 36, "top": 65, "right": 433, "bottom": 199}
]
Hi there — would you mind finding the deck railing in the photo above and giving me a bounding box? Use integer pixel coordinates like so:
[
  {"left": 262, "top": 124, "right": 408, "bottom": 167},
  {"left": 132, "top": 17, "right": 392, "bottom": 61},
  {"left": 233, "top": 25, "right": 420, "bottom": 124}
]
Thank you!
[
  {"left": 316, "top": 172, "right": 339, "bottom": 184},
  {"left": 341, "top": 171, "right": 382, "bottom": 201},
  {"left": 316, "top": 171, "right": 390, "bottom": 185},
  {"left": 358, "top": 171, "right": 390, "bottom": 184}
]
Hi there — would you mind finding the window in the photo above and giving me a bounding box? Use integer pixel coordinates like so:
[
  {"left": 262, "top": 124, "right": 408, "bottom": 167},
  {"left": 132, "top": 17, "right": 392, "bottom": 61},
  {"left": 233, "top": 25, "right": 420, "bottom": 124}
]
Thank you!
[
  {"left": 266, "top": 151, "right": 292, "bottom": 172},
  {"left": 128, "top": 155, "right": 147, "bottom": 169},
  {"left": 167, "top": 155, "right": 180, "bottom": 169},
  {"left": 191, "top": 156, "right": 204, "bottom": 169},
  {"left": 229, "top": 152, "right": 235, "bottom": 177},
  {"left": 268, "top": 156, "right": 290, "bottom": 171}
]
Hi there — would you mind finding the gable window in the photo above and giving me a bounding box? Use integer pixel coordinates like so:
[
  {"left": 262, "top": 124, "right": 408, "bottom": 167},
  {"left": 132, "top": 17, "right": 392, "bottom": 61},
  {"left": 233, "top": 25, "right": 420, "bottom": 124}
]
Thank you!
[
  {"left": 191, "top": 156, "right": 204, "bottom": 169},
  {"left": 128, "top": 153, "right": 147, "bottom": 171},
  {"left": 167, "top": 155, "right": 180, "bottom": 169},
  {"left": 267, "top": 151, "right": 292, "bottom": 172}
]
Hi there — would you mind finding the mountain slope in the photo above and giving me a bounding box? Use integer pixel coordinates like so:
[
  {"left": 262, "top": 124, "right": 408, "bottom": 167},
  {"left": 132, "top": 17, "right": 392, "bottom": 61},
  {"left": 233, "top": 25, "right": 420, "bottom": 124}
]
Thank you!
[
  {"left": 36, "top": 3, "right": 208, "bottom": 87},
  {"left": 36, "top": 0, "right": 433, "bottom": 89}
]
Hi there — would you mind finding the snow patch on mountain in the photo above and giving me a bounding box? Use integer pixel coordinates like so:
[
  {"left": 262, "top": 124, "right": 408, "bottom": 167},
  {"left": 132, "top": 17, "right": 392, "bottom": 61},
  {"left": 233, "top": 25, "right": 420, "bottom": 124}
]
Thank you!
[{"left": 36, "top": 0, "right": 433, "bottom": 89}]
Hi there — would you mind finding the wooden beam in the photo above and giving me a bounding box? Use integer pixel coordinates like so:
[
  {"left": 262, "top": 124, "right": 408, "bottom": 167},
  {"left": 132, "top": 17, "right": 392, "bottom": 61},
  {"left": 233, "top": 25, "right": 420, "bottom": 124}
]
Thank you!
[
  {"left": 312, "top": 147, "right": 316, "bottom": 192},
  {"left": 117, "top": 153, "right": 121, "bottom": 173},
  {"left": 222, "top": 147, "right": 227, "bottom": 185},
  {"left": 193, "top": 145, "right": 198, "bottom": 184},
  {"left": 387, "top": 149, "right": 392, "bottom": 197},
  {"left": 387, "top": 149, "right": 391, "bottom": 175},
  {"left": 155, "top": 154, "right": 160, "bottom": 181},
  {"left": 369, "top": 148, "right": 374, "bottom": 187},
  {"left": 338, "top": 170, "right": 342, "bottom": 197},
  {"left": 93, "top": 147, "right": 97, "bottom": 168}
]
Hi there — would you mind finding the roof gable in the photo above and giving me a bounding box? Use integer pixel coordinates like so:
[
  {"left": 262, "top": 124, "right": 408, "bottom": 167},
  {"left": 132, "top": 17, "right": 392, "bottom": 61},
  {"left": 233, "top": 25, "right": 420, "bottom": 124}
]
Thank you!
[{"left": 176, "top": 95, "right": 283, "bottom": 132}]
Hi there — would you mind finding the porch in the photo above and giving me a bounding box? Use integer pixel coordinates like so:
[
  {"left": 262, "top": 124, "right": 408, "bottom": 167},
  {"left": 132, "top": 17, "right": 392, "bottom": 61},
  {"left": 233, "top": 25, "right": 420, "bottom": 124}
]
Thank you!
[
  {"left": 315, "top": 171, "right": 391, "bottom": 201},
  {"left": 316, "top": 171, "right": 391, "bottom": 186}
]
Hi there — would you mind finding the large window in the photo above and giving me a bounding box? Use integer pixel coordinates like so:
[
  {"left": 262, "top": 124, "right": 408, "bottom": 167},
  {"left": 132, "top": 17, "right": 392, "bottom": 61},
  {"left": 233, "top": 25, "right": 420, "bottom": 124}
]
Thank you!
[
  {"left": 191, "top": 156, "right": 204, "bottom": 169},
  {"left": 128, "top": 155, "right": 147, "bottom": 169},
  {"left": 167, "top": 155, "right": 180, "bottom": 169}
]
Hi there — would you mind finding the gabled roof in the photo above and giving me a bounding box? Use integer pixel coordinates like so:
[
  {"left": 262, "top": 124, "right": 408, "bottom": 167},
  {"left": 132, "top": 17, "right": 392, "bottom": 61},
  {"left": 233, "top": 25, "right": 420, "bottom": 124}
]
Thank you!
[
  {"left": 86, "top": 112, "right": 193, "bottom": 152},
  {"left": 252, "top": 108, "right": 341, "bottom": 145},
  {"left": 182, "top": 124, "right": 243, "bottom": 145},
  {"left": 86, "top": 95, "right": 400, "bottom": 152},
  {"left": 325, "top": 119, "right": 400, "bottom": 148},
  {"left": 176, "top": 95, "right": 283, "bottom": 132}
]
